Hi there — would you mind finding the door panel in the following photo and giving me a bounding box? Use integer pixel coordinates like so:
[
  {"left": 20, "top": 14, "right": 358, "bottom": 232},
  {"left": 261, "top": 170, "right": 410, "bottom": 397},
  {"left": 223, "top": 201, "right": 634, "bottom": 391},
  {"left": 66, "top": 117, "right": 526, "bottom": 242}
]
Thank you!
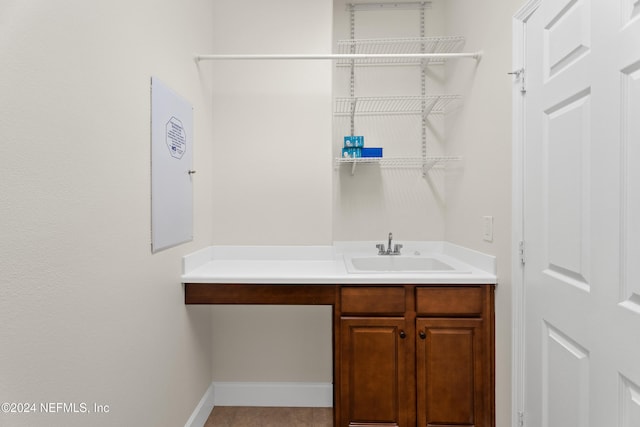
[
  {"left": 340, "top": 317, "right": 408, "bottom": 427},
  {"left": 543, "top": 0, "right": 590, "bottom": 80},
  {"left": 619, "top": 374, "right": 640, "bottom": 427},
  {"left": 523, "top": 0, "right": 640, "bottom": 426},
  {"left": 543, "top": 88, "right": 591, "bottom": 290},
  {"left": 416, "top": 318, "right": 484, "bottom": 427},
  {"left": 542, "top": 322, "right": 590, "bottom": 426}
]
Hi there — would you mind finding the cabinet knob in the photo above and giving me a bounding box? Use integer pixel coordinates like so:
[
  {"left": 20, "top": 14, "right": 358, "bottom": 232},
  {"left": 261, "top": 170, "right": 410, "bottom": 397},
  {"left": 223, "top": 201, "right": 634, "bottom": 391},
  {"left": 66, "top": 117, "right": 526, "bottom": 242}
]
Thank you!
[
  {"left": 419, "top": 331, "right": 427, "bottom": 340},
  {"left": 399, "top": 330, "right": 406, "bottom": 339}
]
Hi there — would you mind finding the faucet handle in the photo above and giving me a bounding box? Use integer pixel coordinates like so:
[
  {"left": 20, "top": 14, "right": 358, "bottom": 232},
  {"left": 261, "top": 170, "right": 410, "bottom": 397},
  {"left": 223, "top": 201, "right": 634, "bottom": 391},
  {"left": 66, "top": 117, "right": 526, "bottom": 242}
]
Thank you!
[
  {"left": 376, "top": 244, "right": 386, "bottom": 254},
  {"left": 394, "top": 244, "right": 403, "bottom": 254}
]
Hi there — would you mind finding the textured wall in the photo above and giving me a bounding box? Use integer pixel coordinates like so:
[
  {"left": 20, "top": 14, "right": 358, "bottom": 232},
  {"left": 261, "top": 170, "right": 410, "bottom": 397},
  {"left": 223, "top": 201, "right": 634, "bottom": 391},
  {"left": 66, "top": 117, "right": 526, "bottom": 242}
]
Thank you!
[{"left": 0, "top": 1, "right": 215, "bottom": 425}]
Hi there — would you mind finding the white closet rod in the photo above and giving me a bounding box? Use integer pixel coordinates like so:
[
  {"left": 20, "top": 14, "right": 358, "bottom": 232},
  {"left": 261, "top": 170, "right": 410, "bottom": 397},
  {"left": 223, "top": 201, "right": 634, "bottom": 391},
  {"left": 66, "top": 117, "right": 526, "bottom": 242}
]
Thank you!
[{"left": 195, "top": 52, "right": 483, "bottom": 61}]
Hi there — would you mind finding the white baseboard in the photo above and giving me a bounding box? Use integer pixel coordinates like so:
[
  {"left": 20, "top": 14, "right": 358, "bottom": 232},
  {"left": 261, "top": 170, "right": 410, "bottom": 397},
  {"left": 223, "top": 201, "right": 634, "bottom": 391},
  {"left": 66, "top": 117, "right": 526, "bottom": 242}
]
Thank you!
[
  {"left": 213, "top": 382, "right": 333, "bottom": 407},
  {"left": 184, "top": 382, "right": 216, "bottom": 427}
]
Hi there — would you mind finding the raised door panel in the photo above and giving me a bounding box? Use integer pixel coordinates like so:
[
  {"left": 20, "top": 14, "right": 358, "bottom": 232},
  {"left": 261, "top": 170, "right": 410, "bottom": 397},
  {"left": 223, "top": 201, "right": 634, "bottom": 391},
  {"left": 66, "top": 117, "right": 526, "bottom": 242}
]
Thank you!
[
  {"left": 340, "top": 317, "right": 409, "bottom": 427},
  {"left": 416, "top": 318, "right": 485, "bottom": 427}
]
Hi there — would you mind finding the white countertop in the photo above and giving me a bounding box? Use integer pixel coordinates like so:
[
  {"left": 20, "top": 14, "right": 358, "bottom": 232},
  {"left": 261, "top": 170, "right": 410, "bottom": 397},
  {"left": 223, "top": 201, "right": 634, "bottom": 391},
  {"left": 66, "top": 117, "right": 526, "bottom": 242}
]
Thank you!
[{"left": 181, "top": 241, "right": 497, "bottom": 285}]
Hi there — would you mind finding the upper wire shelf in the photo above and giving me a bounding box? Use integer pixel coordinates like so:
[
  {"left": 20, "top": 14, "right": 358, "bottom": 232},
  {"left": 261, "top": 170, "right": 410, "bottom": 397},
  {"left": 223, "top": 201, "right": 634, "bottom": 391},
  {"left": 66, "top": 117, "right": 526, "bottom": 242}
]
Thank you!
[
  {"left": 335, "top": 36, "right": 467, "bottom": 65},
  {"left": 195, "top": 37, "right": 480, "bottom": 63},
  {"left": 334, "top": 95, "right": 461, "bottom": 117}
]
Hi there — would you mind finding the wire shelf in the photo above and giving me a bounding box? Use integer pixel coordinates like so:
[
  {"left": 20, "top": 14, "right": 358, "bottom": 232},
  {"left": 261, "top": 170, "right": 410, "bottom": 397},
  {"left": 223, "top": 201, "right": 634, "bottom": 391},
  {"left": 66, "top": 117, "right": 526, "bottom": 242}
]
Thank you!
[
  {"left": 336, "top": 36, "right": 466, "bottom": 65},
  {"left": 334, "top": 95, "right": 461, "bottom": 116},
  {"left": 335, "top": 156, "right": 461, "bottom": 175}
]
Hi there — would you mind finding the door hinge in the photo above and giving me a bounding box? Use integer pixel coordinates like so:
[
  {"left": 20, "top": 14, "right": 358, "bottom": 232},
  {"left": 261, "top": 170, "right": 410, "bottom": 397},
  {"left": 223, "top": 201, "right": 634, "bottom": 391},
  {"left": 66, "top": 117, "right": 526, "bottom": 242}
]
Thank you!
[
  {"left": 519, "top": 241, "right": 525, "bottom": 265},
  {"left": 508, "top": 68, "right": 526, "bottom": 94},
  {"left": 518, "top": 411, "right": 525, "bottom": 427}
]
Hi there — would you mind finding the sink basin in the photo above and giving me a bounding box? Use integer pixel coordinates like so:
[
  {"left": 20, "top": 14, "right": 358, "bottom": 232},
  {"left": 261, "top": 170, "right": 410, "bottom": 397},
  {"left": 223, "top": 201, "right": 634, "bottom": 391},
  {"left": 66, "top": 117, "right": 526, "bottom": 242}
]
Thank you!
[{"left": 345, "top": 256, "right": 466, "bottom": 273}]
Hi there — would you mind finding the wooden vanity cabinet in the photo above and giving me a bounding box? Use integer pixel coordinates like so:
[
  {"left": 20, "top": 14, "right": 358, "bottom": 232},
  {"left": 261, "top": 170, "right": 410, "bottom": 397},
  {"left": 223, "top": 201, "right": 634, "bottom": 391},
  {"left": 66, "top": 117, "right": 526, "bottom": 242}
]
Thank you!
[
  {"left": 183, "top": 282, "right": 494, "bottom": 427},
  {"left": 337, "top": 285, "right": 494, "bottom": 427}
]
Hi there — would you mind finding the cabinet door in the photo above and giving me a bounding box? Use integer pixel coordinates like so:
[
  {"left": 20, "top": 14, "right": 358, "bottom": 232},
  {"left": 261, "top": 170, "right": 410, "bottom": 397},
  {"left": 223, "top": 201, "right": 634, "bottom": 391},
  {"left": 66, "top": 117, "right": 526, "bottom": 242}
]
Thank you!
[
  {"left": 416, "top": 318, "right": 487, "bottom": 427},
  {"left": 340, "top": 317, "right": 409, "bottom": 427}
]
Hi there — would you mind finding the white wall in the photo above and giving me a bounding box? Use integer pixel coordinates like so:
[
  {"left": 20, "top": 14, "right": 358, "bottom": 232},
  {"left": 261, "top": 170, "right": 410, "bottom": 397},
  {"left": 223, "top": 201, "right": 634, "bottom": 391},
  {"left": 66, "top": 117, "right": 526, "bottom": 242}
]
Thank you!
[
  {"left": 210, "top": 0, "right": 333, "bottom": 246},
  {"left": 332, "top": 0, "right": 449, "bottom": 241},
  {"left": 0, "top": 1, "right": 215, "bottom": 426},
  {"left": 443, "top": 1, "right": 525, "bottom": 426},
  {"left": 208, "top": 0, "right": 334, "bottom": 385}
]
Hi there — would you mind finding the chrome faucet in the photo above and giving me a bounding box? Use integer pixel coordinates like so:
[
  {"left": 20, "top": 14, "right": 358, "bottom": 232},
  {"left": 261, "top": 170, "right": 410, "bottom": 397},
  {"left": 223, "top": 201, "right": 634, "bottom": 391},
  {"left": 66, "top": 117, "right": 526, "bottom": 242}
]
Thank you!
[{"left": 377, "top": 232, "right": 402, "bottom": 255}]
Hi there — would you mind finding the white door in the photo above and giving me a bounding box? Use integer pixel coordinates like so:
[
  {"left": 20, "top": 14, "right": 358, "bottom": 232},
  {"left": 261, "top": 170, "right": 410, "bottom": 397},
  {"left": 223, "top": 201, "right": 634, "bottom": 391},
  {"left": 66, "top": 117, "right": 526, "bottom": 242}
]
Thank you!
[{"left": 523, "top": 0, "right": 640, "bottom": 426}]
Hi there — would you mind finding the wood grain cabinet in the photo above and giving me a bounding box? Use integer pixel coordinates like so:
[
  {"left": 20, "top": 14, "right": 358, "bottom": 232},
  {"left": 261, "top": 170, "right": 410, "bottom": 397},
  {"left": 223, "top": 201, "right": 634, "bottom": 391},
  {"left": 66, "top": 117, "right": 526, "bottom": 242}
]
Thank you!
[{"left": 336, "top": 285, "right": 494, "bottom": 427}]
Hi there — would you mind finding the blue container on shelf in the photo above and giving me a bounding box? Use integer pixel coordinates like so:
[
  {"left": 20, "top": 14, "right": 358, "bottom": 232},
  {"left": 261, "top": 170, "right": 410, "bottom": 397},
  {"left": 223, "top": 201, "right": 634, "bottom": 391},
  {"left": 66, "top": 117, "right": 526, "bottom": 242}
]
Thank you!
[
  {"left": 343, "top": 136, "right": 364, "bottom": 148},
  {"left": 361, "top": 147, "right": 383, "bottom": 158}
]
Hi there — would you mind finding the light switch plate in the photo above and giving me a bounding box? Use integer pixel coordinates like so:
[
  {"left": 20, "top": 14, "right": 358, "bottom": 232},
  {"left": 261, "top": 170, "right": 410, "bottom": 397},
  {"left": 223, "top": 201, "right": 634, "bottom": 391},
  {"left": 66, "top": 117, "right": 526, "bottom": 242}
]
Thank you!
[{"left": 482, "top": 216, "right": 494, "bottom": 242}]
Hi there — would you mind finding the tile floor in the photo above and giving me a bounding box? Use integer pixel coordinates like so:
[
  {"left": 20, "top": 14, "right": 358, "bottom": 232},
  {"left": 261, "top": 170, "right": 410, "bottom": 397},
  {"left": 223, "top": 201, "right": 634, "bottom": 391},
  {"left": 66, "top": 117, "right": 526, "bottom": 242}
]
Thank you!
[{"left": 204, "top": 406, "right": 333, "bottom": 427}]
